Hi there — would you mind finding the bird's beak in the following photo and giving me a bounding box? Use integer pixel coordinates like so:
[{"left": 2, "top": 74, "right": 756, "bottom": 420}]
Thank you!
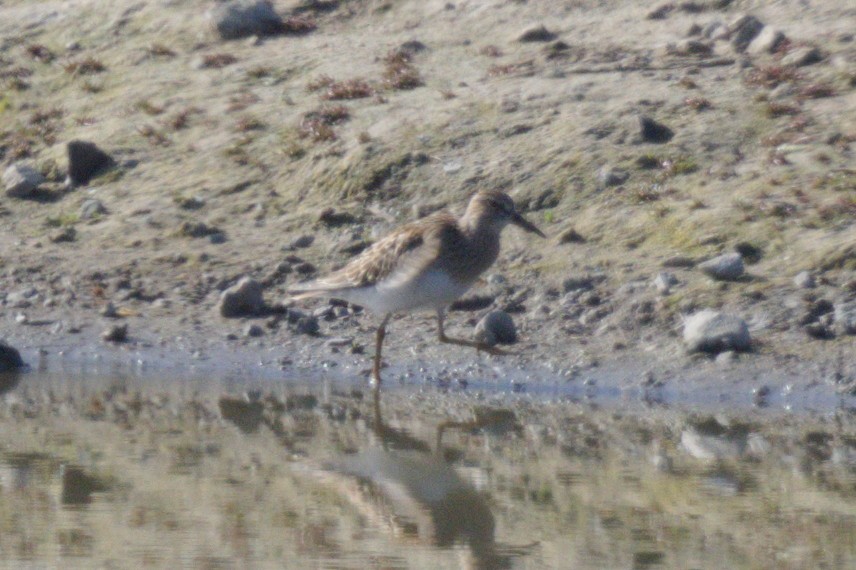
[{"left": 511, "top": 211, "right": 546, "bottom": 238}]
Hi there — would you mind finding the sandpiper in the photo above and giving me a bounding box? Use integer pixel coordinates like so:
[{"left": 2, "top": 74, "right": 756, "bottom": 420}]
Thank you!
[{"left": 288, "top": 190, "right": 545, "bottom": 388}]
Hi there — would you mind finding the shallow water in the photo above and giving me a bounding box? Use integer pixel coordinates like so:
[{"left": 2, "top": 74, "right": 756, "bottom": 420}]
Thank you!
[{"left": 1, "top": 366, "right": 855, "bottom": 569}]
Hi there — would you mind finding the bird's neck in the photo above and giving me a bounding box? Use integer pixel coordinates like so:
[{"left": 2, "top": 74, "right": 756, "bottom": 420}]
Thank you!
[{"left": 459, "top": 215, "right": 502, "bottom": 275}]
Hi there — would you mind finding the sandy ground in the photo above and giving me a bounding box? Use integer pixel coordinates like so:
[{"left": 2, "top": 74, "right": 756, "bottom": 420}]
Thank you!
[{"left": 1, "top": 0, "right": 855, "bottom": 407}]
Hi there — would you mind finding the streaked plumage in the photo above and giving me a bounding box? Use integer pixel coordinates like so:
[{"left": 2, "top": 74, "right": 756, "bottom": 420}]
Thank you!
[{"left": 289, "top": 190, "right": 545, "bottom": 390}]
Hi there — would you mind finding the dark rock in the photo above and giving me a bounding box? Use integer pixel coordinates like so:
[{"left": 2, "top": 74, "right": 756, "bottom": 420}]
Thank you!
[
  {"left": 662, "top": 255, "right": 696, "bottom": 268},
  {"left": 646, "top": 3, "right": 674, "bottom": 20},
  {"left": 208, "top": 0, "right": 285, "bottom": 40},
  {"left": 102, "top": 323, "right": 128, "bottom": 343},
  {"left": 734, "top": 242, "right": 762, "bottom": 264},
  {"left": 294, "top": 315, "right": 320, "bottom": 335},
  {"left": 558, "top": 227, "right": 586, "bottom": 244},
  {"left": 729, "top": 14, "right": 765, "bottom": 53},
  {"left": 395, "top": 40, "right": 428, "bottom": 57},
  {"left": 0, "top": 342, "right": 25, "bottom": 372},
  {"left": 3, "top": 163, "right": 44, "bottom": 198},
  {"left": 598, "top": 165, "right": 629, "bottom": 188},
  {"left": 219, "top": 277, "right": 265, "bottom": 318},
  {"left": 518, "top": 25, "right": 556, "bottom": 43},
  {"left": 245, "top": 323, "right": 264, "bottom": 337},
  {"left": 639, "top": 116, "right": 674, "bottom": 143},
  {"left": 474, "top": 310, "right": 517, "bottom": 345},
  {"left": 317, "top": 208, "right": 357, "bottom": 227},
  {"left": 290, "top": 234, "right": 314, "bottom": 249},
  {"left": 66, "top": 140, "right": 114, "bottom": 186}
]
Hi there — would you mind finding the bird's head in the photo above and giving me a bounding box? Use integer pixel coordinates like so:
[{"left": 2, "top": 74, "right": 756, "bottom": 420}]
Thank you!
[{"left": 467, "top": 190, "right": 546, "bottom": 237}]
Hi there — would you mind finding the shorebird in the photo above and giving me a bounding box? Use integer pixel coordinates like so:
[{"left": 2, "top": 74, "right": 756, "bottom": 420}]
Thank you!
[{"left": 288, "top": 190, "right": 545, "bottom": 389}]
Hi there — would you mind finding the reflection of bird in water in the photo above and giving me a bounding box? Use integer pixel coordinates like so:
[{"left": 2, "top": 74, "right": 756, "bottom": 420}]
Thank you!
[{"left": 311, "top": 390, "right": 536, "bottom": 569}]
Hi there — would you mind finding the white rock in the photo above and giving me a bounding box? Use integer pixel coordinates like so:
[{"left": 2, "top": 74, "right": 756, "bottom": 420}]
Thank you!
[
  {"left": 698, "top": 252, "right": 744, "bottom": 281},
  {"left": 3, "top": 163, "right": 44, "bottom": 198},
  {"left": 747, "top": 26, "right": 785, "bottom": 55},
  {"left": 683, "top": 309, "right": 751, "bottom": 353}
]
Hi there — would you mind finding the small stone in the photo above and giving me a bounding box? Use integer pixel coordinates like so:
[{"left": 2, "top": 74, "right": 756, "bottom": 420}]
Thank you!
[
  {"left": 684, "top": 309, "right": 751, "bottom": 353},
  {"left": 558, "top": 227, "right": 586, "bottom": 244},
  {"left": 15, "top": 313, "right": 27, "bottom": 324},
  {"left": 715, "top": 350, "right": 737, "bottom": 365},
  {"left": 729, "top": 14, "right": 765, "bottom": 53},
  {"left": 517, "top": 25, "right": 556, "bottom": 43},
  {"left": 0, "top": 342, "right": 25, "bottom": 372},
  {"left": 703, "top": 21, "right": 728, "bottom": 41},
  {"left": 3, "top": 163, "right": 44, "bottom": 198},
  {"left": 218, "top": 277, "right": 265, "bottom": 318},
  {"left": 793, "top": 271, "right": 816, "bottom": 289},
  {"left": 80, "top": 198, "right": 107, "bottom": 220},
  {"left": 638, "top": 116, "right": 674, "bottom": 143},
  {"left": 747, "top": 26, "right": 786, "bottom": 55},
  {"left": 50, "top": 227, "right": 77, "bottom": 243},
  {"left": 295, "top": 316, "right": 320, "bottom": 336},
  {"left": 646, "top": 3, "right": 674, "bottom": 20},
  {"left": 671, "top": 39, "right": 713, "bottom": 56},
  {"left": 662, "top": 255, "right": 696, "bottom": 268},
  {"left": 101, "top": 302, "right": 118, "bottom": 318},
  {"left": 208, "top": 0, "right": 285, "bottom": 40},
  {"left": 698, "top": 252, "right": 744, "bottom": 281},
  {"left": 835, "top": 300, "right": 856, "bottom": 335},
  {"left": 653, "top": 272, "right": 678, "bottom": 294},
  {"left": 66, "top": 140, "right": 114, "bottom": 186},
  {"left": 598, "top": 165, "right": 629, "bottom": 188},
  {"left": 781, "top": 46, "right": 823, "bottom": 67},
  {"left": 290, "top": 234, "right": 314, "bottom": 249},
  {"left": 474, "top": 310, "right": 517, "bottom": 346},
  {"left": 244, "top": 323, "right": 264, "bottom": 337},
  {"left": 102, "top": 323, "right": 128, "bottom": 343}
]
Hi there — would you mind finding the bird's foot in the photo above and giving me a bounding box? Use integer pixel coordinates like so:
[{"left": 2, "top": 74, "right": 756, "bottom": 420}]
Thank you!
[{"left": 475, "top": 343, "right": 513, "bottom": 356}]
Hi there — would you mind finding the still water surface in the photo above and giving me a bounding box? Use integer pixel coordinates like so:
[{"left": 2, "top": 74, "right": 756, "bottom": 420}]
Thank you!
[{"left": 1, "top": 368, "right": 855, "bottom": 569}]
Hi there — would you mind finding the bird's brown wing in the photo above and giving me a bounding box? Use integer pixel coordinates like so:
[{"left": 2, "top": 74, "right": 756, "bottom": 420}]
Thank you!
[{"left": 289, "top": 213, "right": 456, "bottom": 296}]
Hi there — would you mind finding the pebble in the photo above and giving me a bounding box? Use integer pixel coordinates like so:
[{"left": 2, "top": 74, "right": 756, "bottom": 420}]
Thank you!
[
  {"left": 66, "top": 140, "right": 114, "bottom": 186},
  {"left": 3, "top": 163, "right": 44, "bottom": 198},
  {"left": 517, "top": 25, "right": 556, "bottom": 43},
  {"left": 474, "top": 310, "right": 517, "bottom": 346},
  {"left": 0, "top": 342, "right": 25, "bottom": 372},
  {"left": 653, "top": 272, "right": 678, "bottom": 294},
  {"left": 244, "top": 323, "right": 264, "bottom": 337},
  {"left": 218, "top": 277, "right": 265, "bottom": 318},
  {"left": 834, "top": 300, "right": 856, "bottom": 335},
  {"left": 729, "top": 14, "right": 765, "bottom": 53},
  {"left": 747, "top": 26, "right": 785, "bottom": 55},
  {"left": 101, "top": 302, "right": 118, "bottom": 318},
  {"left": 102, "top": 323, "right": 128, "bottom": 343},
  {"left": 294, "top": 315, "right": 320, "bottom": 336},
  {"left": 781, "top": 46, "right": 823, "bottom": 67},
  {"left": 290, "top": 234, "right": 314, "bottom": 249},
  {"left": 715, "top": 350, "right": 737, "bottom": 366},
  {"left": 208, "top": 0, "right": 285, "bottom": 40},
  {"left": 80, "top": 198, "right": 107, "bottom": 220},
  {"left": 598, "top": 165, "right": 629, "bottom": 188},
  {"left": 793, "top": 271, "right": 816, "bottom": 289},
  {"left": 698, "top": 252, "right": 744, "bottom": 281},
  {"left": 638, "top": 115, "right": 674, "bottom": 143},
  {"left": 683, "top": 309, "right": 751, "bottom": 353}
]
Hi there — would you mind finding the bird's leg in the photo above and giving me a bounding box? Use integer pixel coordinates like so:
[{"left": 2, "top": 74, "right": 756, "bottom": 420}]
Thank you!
[
  {"left": 372, "top": 314, "right": 392, "bottom": 415},
  {"left": 436, "top": 309, "right": 509, "bottom": 356}
]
